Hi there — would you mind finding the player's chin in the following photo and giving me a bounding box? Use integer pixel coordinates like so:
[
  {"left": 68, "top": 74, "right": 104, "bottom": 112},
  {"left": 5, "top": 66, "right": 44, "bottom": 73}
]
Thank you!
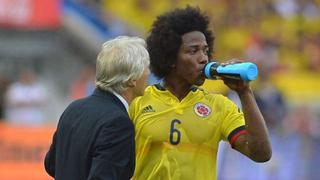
[{"left": 194, "top": 78, "right": 205, "bottom": 86}]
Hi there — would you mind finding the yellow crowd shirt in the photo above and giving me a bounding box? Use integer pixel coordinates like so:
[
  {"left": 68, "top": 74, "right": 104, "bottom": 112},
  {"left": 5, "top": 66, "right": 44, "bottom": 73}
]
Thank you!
[{"left": 129, "top": 84, "right": 246, "bottom": 180}]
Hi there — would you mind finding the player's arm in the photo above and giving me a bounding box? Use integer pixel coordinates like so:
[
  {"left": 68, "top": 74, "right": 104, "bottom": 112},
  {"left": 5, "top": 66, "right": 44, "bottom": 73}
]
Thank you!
[{"left": 223, "top": 79, "right": 272, "bottom": 162}]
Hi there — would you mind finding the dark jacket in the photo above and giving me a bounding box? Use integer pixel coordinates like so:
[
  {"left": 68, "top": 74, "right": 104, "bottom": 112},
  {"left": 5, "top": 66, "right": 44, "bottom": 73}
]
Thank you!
[{"left": 44, "top": 88, "right": 135, "bottom": 180}]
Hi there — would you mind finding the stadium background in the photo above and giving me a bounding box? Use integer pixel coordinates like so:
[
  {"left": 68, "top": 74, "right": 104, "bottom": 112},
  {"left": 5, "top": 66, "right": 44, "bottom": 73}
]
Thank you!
[{"left": 0, "top": 0, "right": 319, "bottom": 179}]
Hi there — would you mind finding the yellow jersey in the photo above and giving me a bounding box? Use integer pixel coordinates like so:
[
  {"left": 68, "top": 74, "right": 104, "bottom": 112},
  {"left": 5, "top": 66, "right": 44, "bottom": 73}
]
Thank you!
[{"left": 129, "top": 84, "right": 246, "bottom": 180}]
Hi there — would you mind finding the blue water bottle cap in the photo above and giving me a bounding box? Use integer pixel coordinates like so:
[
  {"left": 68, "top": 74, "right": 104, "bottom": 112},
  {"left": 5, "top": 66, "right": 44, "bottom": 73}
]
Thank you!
[{"left": 204, "top": 62, "right": 216, "bottom": 79}]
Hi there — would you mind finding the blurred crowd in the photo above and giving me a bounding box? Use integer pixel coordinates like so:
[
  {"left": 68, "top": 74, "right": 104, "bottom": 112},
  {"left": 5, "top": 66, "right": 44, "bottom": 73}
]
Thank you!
[
  {"left": 0, "top": 0, "right": 319, "bottom": 179},
  {"left": 98, "top": 0, "right": 320, "bottom": 73},
  {"left": 0, "top": 64, "right": 96, "bottom": 126}
]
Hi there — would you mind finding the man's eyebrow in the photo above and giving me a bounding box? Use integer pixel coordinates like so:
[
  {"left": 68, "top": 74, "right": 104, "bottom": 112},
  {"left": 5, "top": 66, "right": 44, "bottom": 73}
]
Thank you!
[
  {"left": 189, "top": 45, "right": 199, "bottom": 48},
  {"left": 186, "top": 44, "right": 208, "bottom": 49}
]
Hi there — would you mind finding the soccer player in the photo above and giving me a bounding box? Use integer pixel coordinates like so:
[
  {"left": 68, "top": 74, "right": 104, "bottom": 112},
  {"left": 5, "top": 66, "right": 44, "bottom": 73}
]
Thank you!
[{"left": 129, "top": 6, "right": 272, "bottom": 180}]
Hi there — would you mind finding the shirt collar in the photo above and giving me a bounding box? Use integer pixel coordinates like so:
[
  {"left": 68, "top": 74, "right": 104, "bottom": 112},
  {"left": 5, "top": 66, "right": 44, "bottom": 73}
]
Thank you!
[{"left": 110, "top": 90, "right": 129, "bottom": 112}]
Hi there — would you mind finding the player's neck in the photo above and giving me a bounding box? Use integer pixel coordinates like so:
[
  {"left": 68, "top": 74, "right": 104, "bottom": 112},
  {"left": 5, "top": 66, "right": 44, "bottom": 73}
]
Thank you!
[{"left": 162, "top": 79, "right": 192, "bottom": 101}]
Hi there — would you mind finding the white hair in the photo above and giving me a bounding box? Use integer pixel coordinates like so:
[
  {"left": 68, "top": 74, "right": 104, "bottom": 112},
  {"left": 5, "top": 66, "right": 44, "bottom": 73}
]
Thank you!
[{"left": 95, "top": 36, "right": 150, "bottom": 94}]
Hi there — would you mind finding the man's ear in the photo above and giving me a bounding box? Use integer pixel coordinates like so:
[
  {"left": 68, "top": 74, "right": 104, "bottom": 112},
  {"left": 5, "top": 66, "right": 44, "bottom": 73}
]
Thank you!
[{"left": 127, "top": 78, "right": 136, "bottom": 88}]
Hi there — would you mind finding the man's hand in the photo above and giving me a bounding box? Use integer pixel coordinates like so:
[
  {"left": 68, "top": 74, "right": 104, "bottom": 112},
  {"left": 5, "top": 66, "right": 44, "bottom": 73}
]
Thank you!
[{"left": 220, "top": 59, "right": 251, "bottom": 93}]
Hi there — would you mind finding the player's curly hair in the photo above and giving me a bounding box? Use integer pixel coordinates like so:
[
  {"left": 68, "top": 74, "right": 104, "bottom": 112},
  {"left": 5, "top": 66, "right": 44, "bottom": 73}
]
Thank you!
[{"left": 147, "top": 6, "right": 215, "bottom": 79}]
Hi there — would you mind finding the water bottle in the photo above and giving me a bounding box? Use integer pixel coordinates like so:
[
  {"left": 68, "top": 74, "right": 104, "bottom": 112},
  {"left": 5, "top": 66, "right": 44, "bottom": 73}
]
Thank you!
[{"left": 203, "top": 61, "right": 258, "bottom": 81}]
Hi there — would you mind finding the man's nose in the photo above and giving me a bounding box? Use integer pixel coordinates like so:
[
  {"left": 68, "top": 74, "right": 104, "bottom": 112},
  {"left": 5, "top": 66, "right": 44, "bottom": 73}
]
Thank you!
[{"left": 199, "top": 52, "right": 209, "bottom": 64}]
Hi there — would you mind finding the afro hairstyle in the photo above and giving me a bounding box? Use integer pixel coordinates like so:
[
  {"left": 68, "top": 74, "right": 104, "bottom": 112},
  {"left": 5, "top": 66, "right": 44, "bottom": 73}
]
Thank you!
[{"left": 146, "top": 6, "right": 215, "bottom": 79}]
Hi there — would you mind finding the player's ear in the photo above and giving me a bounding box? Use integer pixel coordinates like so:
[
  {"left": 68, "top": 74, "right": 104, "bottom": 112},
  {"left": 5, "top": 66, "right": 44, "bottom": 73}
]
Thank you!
[{"left": 127, "top": 78, "right": 136, "bottom": 88}]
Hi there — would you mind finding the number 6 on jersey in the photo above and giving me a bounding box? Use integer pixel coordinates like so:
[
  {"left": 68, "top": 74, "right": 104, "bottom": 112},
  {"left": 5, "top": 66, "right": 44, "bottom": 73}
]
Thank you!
[{"left": 170, "top": 119, "right": 181, "bottom": 145}]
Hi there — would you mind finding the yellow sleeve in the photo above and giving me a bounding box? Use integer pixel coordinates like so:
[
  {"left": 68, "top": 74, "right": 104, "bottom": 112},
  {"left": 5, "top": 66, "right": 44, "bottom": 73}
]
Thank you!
[{"left": 219, "top": 96, "right": 246, "bottom": 142}]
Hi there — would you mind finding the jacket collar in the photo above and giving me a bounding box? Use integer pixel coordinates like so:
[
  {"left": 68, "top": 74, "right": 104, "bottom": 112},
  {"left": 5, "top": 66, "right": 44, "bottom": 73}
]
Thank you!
[{"left": 92, "top": 88, "right": 128, "bottom": 113}]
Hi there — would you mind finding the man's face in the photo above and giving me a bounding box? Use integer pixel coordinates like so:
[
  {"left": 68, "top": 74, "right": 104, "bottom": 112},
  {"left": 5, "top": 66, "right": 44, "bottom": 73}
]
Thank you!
[
  {"left": 133, "top": 66, "right": 150, "bottom": 97},
  {"left": 175, "top": 31, "right": 209, "bottom": 86}
]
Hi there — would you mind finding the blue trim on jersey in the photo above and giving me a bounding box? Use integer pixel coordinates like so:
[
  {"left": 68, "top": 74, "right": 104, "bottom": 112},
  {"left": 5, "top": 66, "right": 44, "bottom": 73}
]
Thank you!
[
  {"left": 154, "top": 84, "right": 198, "bottom": 92},
  {"left": 155, "top": 84, "right": 166, "bottom": 91}
]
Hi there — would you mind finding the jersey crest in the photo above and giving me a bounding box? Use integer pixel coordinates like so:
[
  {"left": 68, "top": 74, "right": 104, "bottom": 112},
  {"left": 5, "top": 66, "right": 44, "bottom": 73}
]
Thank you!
[{"left": 193, "top": 102, "right": 211, "bottom": 118}]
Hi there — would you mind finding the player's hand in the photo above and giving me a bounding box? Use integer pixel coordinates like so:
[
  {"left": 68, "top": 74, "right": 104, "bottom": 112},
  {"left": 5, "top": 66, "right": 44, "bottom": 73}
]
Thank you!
[{"left": 220, "top": 59, "right": 251, "bottom": 93}]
